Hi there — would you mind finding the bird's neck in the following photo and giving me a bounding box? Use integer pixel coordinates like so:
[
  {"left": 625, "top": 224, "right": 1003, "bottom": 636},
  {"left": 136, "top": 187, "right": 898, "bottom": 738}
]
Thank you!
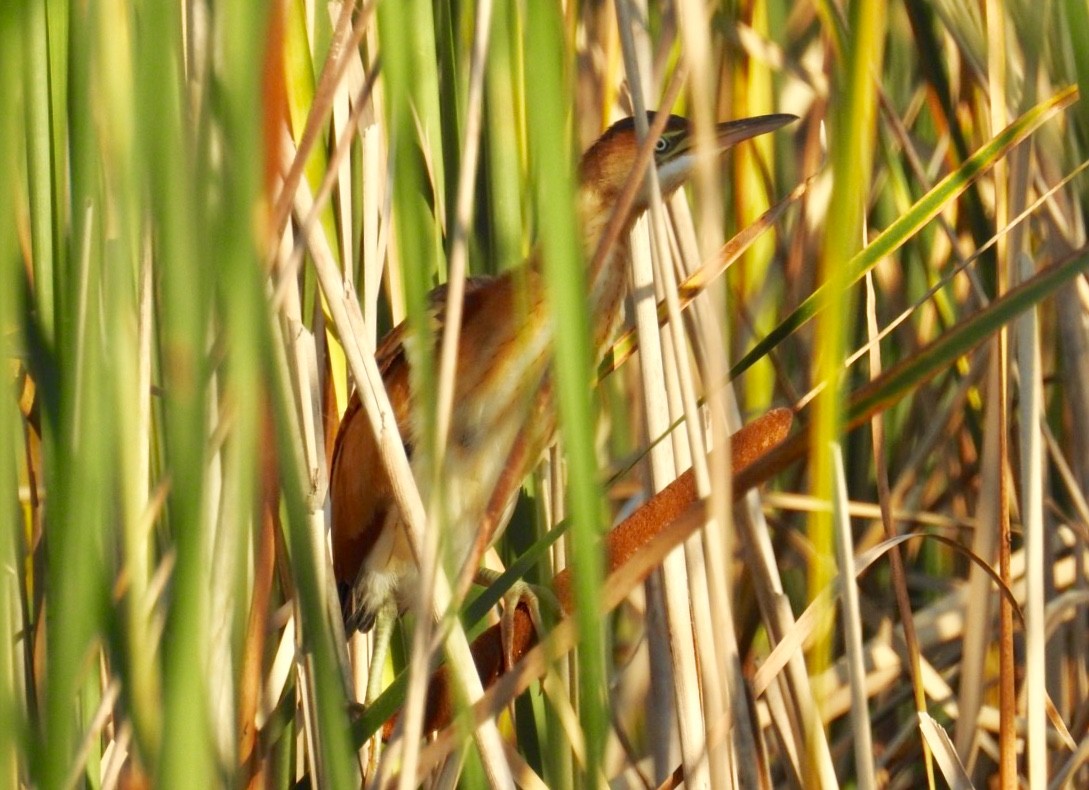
[
  {"left": 577, "top": 183, "right": 638, "bottom": 355},
  {"left": 521, "top": 182, "right": 639, "bottom": 358}
]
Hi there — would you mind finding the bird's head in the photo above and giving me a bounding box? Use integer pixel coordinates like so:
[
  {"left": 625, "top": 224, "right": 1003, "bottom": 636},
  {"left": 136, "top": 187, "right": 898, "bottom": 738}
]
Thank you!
[{"left": 578, "top": 111, "right": 796, "bottom": 214}]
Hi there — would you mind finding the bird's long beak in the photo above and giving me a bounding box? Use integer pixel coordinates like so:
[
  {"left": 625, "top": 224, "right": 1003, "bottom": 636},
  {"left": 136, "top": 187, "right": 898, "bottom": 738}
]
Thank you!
[
  {"left": 713, "top": 113, "right": 798, "bottom": 151},
  {"left": 656, "top": 113, "right": 796, "bottom": 193}
]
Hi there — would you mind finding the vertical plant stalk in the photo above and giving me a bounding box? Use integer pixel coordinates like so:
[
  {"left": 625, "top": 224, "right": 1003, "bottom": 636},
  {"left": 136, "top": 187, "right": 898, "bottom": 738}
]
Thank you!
[
  {"left": 612, "top": 3, "right": 709, "bottom": 786},
  {"left": 830, "top": 442, "right": 877, "bottom": 790},
  {"left": 523, "top": 0, "right": 608, "bottom": 778},
  {"left": 0, "top": 6, "right": 23, "bottom": 783},
  {"left": 398, "top": 0, "right": 495, "bottom": 784},
  {"left": 22, "top": 0, "right": 55, "bottom": 343},
  {"left": 1008, "top": 12, "right": 1047, "bottom": 781},
  {"left": 1014, "top": 250, "right": 1047, "bottom": 788},
  {"left": 809, "top": 0, "right": 885, "bottom": 787},
  {"left": 982, "top": 1, "right": 1016, "bottom": 785},
  {"left": 237, "top": 411, "right": 280, "bottom": 785},
  {"left": 670, "top": 173, "right": 830, "bottom": 787},
  {"left": 865, "top": 271, "right": 935, "bottom": 787}
]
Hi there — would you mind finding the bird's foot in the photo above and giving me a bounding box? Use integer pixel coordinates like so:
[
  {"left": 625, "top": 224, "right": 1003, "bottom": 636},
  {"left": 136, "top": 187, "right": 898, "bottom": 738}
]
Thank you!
[{"left": 474, "top": 568, "right": 559, "bottom": 672}]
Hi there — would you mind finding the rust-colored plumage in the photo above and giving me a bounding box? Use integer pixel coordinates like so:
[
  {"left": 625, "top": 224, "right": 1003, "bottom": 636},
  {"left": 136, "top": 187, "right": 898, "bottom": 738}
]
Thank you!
[{"left": 330, "top": 112, "right": 795, "bottom": 640}]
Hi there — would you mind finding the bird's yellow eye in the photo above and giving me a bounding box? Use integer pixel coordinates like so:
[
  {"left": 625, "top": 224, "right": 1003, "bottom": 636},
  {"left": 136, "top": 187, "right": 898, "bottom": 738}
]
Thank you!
[{"left": 654, "top": 136, "right": 670, "bottom": 153}]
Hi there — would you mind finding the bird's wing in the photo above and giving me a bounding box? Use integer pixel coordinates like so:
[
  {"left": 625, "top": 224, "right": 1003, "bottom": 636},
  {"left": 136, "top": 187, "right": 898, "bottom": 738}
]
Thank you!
[{"left": 329, "top": 274, "right": 500, "bottom": 616}]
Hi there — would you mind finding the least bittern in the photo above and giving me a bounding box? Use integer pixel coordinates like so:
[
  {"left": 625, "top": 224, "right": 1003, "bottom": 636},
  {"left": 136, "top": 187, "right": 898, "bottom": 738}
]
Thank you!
[{"left": 330, "top": 111, "right": 795, "bottom": 703}]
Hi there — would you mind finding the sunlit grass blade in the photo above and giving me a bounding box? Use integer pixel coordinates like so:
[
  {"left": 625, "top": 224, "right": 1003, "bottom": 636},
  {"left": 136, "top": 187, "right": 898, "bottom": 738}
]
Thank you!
[{"left": 807, "top": 3, "right": 887, "bottom": 788}]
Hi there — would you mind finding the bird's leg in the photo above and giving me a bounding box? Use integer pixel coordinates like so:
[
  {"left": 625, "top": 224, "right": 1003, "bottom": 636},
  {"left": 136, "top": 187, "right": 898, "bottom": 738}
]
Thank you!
[
  {"left": 360, "top": 599, "right": 397, "bottom": 778},
  {"left": 365, "top": 599, "right": 398, "bottom": 705},
  {"left": 473, "top": 567, "right": 559, "bottom": 671}
]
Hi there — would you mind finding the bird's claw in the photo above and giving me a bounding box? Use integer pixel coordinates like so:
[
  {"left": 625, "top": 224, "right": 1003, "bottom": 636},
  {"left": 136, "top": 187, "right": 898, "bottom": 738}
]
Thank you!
[
  {"left": 502, "top": 579, "right": 560, "bottom": 672},
  {"left": 476, "top": 569, "right": 558, "bottom": 672}
]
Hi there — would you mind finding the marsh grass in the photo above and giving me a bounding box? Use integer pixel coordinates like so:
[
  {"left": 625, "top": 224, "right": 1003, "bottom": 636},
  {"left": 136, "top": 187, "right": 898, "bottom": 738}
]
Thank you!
[{"left": 3, "top": 0, "right": 1089, "bottom": 786}]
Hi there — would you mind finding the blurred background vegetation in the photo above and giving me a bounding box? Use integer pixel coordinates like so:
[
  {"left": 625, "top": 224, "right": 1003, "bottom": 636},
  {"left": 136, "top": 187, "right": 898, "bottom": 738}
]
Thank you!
[{"left": 3, "top": 0, "right": 1089, "bottom": 787}]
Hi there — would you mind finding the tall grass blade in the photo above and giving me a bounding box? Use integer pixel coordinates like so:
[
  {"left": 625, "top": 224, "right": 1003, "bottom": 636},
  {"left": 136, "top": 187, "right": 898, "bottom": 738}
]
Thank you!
[{"left": 524, "top": 0, "right": 608, "bottom": 779}]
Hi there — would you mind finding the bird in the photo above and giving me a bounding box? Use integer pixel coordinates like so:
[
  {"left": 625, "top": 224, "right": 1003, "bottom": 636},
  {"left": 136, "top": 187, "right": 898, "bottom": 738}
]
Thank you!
[{"left": 329, "top": 110, "right": 796, "bottom": 702}]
